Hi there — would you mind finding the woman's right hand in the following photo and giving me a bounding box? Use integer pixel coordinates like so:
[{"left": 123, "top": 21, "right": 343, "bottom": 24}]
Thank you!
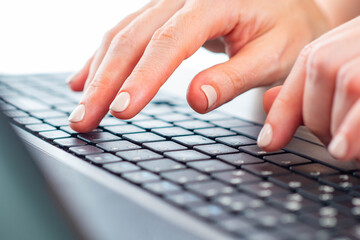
[{"left": 67, "top": 0, "right": 330, "bottom": 133}]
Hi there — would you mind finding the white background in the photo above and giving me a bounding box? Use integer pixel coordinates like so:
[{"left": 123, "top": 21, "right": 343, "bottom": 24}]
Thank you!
[{"left": 0, "top": 0, "right": 265, "bottom": 122}]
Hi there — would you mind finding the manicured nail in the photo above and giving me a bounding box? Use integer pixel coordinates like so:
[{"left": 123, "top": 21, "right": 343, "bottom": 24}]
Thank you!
[
  {"left": 328, "top": 134, "right": 348, "bottom": 159},
  {"left": 68, "top": 104, "right": 85, "bottom": 122},
  {"left": 201, "top": 85, "right": 217, "bottom": 109},
  {"left": 257, "top": 123, "right": 273, "bottom": 148},
  {"left": 110, "top": 92, "right": 130, "bottom": 112}
]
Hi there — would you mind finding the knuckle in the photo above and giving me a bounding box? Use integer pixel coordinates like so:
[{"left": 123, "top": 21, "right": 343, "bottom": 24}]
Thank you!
[
  {"left": 89, "top": 72, "right": 112, "bottom": 91},
  {"left": 151, "top": 24, "right": 180, "bottom": 48},
  {"left": 108, "top": 31, "right": 136, "bottom": 54}
]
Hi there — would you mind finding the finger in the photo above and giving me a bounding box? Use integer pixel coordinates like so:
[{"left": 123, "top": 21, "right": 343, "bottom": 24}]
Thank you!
[
  {"left": 67, "top": 55, "right": 94, "bottom": 91},
  {"left": 257, "top": 45, "right": 311, "bottom": 151},
  {"left": 187, "top": 27, "right": 295, "bottom": 114},
  {"left": 328, "top": 99, "right": 360, "bottom": 161},
  {"left": 109, "top": 1, "right": 236, "bottom": 119},
  {"left": 303, "top": 29, "right": 360, "bottom": 144},
  {"left": 202, "top": 38, "right": 225, "bottom": 53},
  {"left": 263, "top": 86, "right": 282, "bottom": 115},
  {"left": 82, "top": 1, "right": 156, "bottom": 91},
  {"left": 69, "top": 1, "right": 185, "bottom": 132},
  {"left": 331, "top": 56, "right": 360, "bottom": 135}
]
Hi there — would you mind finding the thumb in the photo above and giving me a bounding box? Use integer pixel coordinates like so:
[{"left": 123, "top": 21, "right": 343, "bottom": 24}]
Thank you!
[{"left": 263, "top": 86, "right": 282, "bottom": 115}]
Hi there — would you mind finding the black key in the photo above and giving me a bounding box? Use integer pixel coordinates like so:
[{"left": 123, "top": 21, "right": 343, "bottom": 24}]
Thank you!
[
  {"left": 96, "top": 140, "right": 140, "bottom": 152},
  {"left": 239, "top": 181, "right": 289, "bottom": 198},
  {"left": 194, "top": 127, "right": 236, "bottom": 138},
  {"left": 69, "top": 145, "right": 104, "bottom": 155},
  {"left": 143, "top": 141, "right": 187, "bottom": 152},
  {"left": 215, "top": 193, "right": 265, "bottom": 212},
  {"left": 14, "top": 117, "right": 42, "bottom": 125},
  {"left": 44, "top": 117, "right": 69, "bottom": 127},
  {"left": 191, "top": 111, "right": 229, "bottom": 121},
  {"left": 211, "top": 119, "right": 250, "bottom": 128},
  {"left": 116, "top": 149, "right": 162, "bottom": 162},
  {"left": 217, "top": 153, "right": 263, "bottom": 166},
  {"left": 122, "top": 170, "right": 160, "bottom": 184},
  {"left": 156, "top": 113, "right": 192, "bottom": 122},
  {"left": 186, "top": 181, "right": 235, "bottom": 198},
  {"left": 294, "top": 126, "right": 323, "bottom": 146},
  {"left": 298, "top": 185, "right": 348, "bottom": 202},
  {"left": 4, "top": 110, "right": 28, "bottom": 118},
  {"left": 99, "top": 117, "right": 126, "bottom": 126},
  {"left": 269, "top": 174, "right": 318, "bottom": 190},
  {"left": 187, "top": 160, "right": 234, "bottom": 173},
  {"left": 86, "top": 153, "right": 122, "bottom": 164},
  {"left": 166, "top": 192, "right": 204, "bottom": 207},
  {"left": 212, "top": 170, "right": 260, "bottom": 185},
  {"left": 291, "top": 163, "right": 339, "bottom": 178},
  {"left": 54, "top": 104, "right": 75, "bottom": 113},
  {"left": 269, "top": 193, "right": 322, "bottom": 213},
  {"left": 215, "top": 135, "right": 256, "bottom": 147},
  {"left": 5, "top": 96, "right": 50, "bottom": 111},
  {"left": 143, "top": 180, "right": 181, "bottom": 195},
  {"left": 60, "top": 126, "right": 102, "bottom": 134},
  {"left": 285, "top": 138, "right": 360, "bottom": 172},
  {"left": 242, "top": 163, "right": 291, "bottom": 177},
  {"left": 103, "top": 162, "right": 139, "bottom": 174},
  {"left": 331, "top": 197, "right": 360, "bottom": 217},
  {"left": 39, "top": 130, "right": 70, "bottom": 139},
  {"left": 122, "top": 132, "right": 165, "bottom": 143},
  {"left": 264, "top": 153, "right": 312, "bottom": 167},
  {"left": 194, "top": 143, "right": 239, "bottom": 156},
  {"left": 54, "top": 137, "right": 87, "bottom": 147},
  {"left": 161, "top": 169, "right": 210, "bottom": 184},
  {"left": 248, "top": 208, "right": 298, "bottom": 229},
  {"left": 190, "top": 204, "right": 229, "bottom": 220},
  {"left": 172, "top": 135, "right": 215, "bottom": 147},
  {"left": 134, "top": 119, "right": 172, "bottom": 129},
  {"left": 231, "top": 125, "right": 262, "bottom": 139},
  {"left": 26, "top": 123, "right": 56, "bottom": 132},
  {"left": 303, "top": 206, "right": 353, "bottom": 229},
  {"left": 164, "top": 150, "right": 210, "bottom": 162},
  {"left": 321, "top": 174, "right": 360, "bottom": 190},
  {"left": 239, "top": 145, "right": 284, "bottom": 156},
  {"left": 152, "top": 127, "right": 193, "bottom": 137},
  {"left": 31, "top": 110, "right": 66, "bottom": 119},
  {"left": 175, "top": 120, "right": 214, "bottom": 130},
  {"left": 138, "top": 159, "right": 185, "bottom": 173},
  {"left": 78, "top": 132, "right": 120, "bottom": 143},
  {"left": 105, "top": 125, "right": 146, "bottom": 135},
  {"left": 218, "top": 217, "right": 257, "bottom": 236}
]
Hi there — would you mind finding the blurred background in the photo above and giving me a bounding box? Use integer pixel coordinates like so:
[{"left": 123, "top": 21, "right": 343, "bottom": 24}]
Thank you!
[{"left": 0, "top": 0, "right": 265, "bottom": 122}]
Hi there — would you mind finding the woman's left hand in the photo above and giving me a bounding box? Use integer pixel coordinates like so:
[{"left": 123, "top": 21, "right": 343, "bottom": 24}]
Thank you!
[{"left": 260, "top": 16, "right": 360, "bottom": 161}]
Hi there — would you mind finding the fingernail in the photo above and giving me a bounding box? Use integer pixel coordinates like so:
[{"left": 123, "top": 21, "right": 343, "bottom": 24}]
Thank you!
[
  {"left": 201, "top": 85, "right": 217, "bottom": 109},
  {"left": 110, "top": 92, "right": 130, "bottom": 112},
  {"left": 68, "top": 104, "right": 85, "bottom": 122},
  {"left": 257, "top": 123, "right": 273, "bottom": 148},
  {"left": 328, "top": 134, "right": 348, "bottom": 159}
]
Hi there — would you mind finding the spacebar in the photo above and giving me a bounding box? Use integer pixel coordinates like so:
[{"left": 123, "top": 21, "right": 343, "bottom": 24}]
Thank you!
[
  {"left": 284, "top": 138, "right": 360, "bottom": 172},
  {"left": 6, "top": 97, "right": 50, "bottom": 111}
]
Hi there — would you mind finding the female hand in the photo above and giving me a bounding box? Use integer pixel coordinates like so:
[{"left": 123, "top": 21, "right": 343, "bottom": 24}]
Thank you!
[
  {"left": 67, "top": 0, "right": 329, "bottom": 132},
  {"left": 259, "top": 16, "right": 360, "bottom": 161}
]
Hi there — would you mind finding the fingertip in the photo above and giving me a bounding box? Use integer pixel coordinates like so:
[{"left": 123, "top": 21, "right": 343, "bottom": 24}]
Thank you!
[
  {"left": 67, "top": 70, "right": 88, "bottom": 92},
  {"left": 187, "top": 72, "right": 218, "bottom": 114}
]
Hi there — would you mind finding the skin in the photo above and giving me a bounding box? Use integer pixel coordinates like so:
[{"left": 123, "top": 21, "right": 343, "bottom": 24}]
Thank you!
[
  {"left": 262, "top": 16, "right": 360, "bottom": 161},
  {"left": 67, "top": 0, "right": 330, "bottom": 133}
]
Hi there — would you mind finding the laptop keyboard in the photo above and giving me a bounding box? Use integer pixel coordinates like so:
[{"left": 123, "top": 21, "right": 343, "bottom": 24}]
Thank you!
[{"left": 1, "top": 73, "right": 360, "bottom": 240}]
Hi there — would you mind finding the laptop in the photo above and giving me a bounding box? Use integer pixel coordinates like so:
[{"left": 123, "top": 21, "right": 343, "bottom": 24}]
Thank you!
[{"left": 1, "top": 71, "right": 360, "bottom": 240}]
